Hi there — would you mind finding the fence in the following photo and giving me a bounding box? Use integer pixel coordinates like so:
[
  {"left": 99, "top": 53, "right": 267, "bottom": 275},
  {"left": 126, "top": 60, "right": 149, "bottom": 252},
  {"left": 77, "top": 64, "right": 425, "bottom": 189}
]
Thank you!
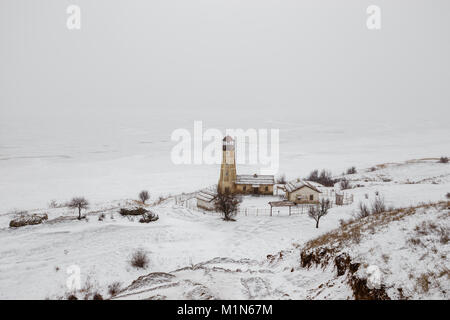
[
  {"left": 319, "top": 189, "right": 354, "bottom": 206},
  {"left": 175, "top": 189, "right": 205, "bottom": 207},
  {"left": 177, "top": 186, "right": 354, "bottom": 216},
  {"left": 236, "top": 194, "right": 354, "bottom": 217},
  {"left": 236, "top": 204, "right": 314, "bottom": 217}
]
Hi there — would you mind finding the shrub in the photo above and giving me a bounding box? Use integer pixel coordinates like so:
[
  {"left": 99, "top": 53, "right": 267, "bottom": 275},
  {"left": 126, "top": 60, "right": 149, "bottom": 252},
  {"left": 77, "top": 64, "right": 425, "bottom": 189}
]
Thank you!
[
  {"left": 139, "top": 190, "right": 150, "bottom": 204},
  {"left": 414, "top": 221, "right": 436, "bottom": 236},
  {"left": 414, "top": 221, "right": 449, "bottom": 245},
  {"left": 351, "top": 230, "right": 362, "bottom": 244},
  {"left": 92, "top": 293, "right": 103, "bottom": 300},
  {"left": 108, "top": 282, "right": 122, "bottom": 297},
  {"left": 139, "top": 211, "right": 159, "bottom": 223},
  {"left": 66, "top": 294, "right": 78, "bottom": 300},
  {"left": 153, "top": 195, "right": 168, "bottom": 206},
  {"left": 307, "top": 169, "right": 319, "bottom": 182},
  {"left": 446, "top": 193, "right": 450, "bottom": 199},
  {"left": 306, "top": 169, "right": 336, "bottom": 187},
  {"left": 276, "top": 174, "right": 287, "bottom": 184},
  {"left": 355, "top": 198, "right": 389, "bottom": 219},
  {"left": 440, "top": 230, "right": 449, "bottom": 245},
  {"left": 49, "top": 200, "right": 58, "bottom": 208},
  {"left": 9, "top": 213, "right": 48, "bottom": 228},
  {"left": 346, "top": 166, "right": 357, "bottom": 174},
  {"left": 130, "top": 249, "right": 149, "bottom": 269},
  {"left": 439, "top": 156, "right": 448, "bottom": 163},
  {"left": 407, "top": 237, "right": 423, "bottom": 247},
  {"left": 357, "top": 202, "right": 370, "bottom": 219},
  {"left": 80, "top": 276, "right": 94, "bottom": 295},
  {"left": 48, "top": 200, "right": 65, "bottom": 208},
  {"left": 371, "top": 197, "right": 386, "bottom": 214},
  {"left": 339, "top": 178, "right": 351, "bottom": 190},
  {"left": 120, "top": 207, "right": 148, "bottom": 216},
  {"left": 417, "top": 274, "right": 430, "bottom": 293}
]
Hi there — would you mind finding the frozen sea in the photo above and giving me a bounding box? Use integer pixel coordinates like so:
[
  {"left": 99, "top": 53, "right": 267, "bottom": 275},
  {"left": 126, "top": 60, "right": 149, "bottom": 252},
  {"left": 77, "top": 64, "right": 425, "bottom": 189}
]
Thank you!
[{"left": 0, "top": 111, "right": 448, "bottom": 212}]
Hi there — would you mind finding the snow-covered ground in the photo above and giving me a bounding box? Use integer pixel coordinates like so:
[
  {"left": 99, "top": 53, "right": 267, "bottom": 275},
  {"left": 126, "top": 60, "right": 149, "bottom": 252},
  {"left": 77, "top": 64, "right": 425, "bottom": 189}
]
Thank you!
[
  {"left": 0, "top": 158, "right": 448, "bottom": 299},
  {"left": 111, "top": 202, "right": 449, "bottom": 300},
  {"left": 0, "top": 198, "right": 353, "bottom": 299}
]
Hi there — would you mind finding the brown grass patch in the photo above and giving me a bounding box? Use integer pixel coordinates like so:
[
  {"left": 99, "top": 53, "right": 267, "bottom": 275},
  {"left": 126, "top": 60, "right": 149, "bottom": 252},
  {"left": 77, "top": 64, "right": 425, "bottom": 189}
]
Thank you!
[
  {"left": 304, "top": 202, "right": 448, "bottom": 253},
  {"left": 416, "top": 274, "right": 431, "bottom": 293}
]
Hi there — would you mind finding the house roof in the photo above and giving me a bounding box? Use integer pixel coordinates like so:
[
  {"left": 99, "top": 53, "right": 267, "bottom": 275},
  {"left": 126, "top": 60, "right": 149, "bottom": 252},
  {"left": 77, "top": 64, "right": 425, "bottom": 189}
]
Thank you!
[
  {"left": 269, "top": 200, "right": 296, "bottom": 207},
  {"left": 235, "top": 174, "right": 274, "bottom": 185},
  {"left": 285, "top": 179, "right": 321, "bottom": 193},
  {"left": 196, "top": 189, "right": 217, "bottom": 202}
]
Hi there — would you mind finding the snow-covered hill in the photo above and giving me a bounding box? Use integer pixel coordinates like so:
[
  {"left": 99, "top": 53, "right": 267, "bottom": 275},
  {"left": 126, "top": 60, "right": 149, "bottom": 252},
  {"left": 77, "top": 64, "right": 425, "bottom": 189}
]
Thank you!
[
  {"left": 111, "top": 201, "right": 448, "bottom": 300},
  {"left": 0, "top": 159, "right": 448, "bottom": 299}
]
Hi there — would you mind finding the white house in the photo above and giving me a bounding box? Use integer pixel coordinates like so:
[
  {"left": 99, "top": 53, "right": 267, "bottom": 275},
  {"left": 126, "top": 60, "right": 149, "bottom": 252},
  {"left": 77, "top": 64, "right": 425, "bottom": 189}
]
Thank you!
[{"left": 285, "top": 179, "right": 321, "bottom": 204}]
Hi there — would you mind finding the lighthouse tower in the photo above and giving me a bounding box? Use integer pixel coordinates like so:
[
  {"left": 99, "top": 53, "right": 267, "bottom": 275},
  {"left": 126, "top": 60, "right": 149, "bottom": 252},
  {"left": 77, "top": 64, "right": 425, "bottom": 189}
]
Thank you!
[{"left": 218, "top": 136, "right": 237, "bottom": 194}]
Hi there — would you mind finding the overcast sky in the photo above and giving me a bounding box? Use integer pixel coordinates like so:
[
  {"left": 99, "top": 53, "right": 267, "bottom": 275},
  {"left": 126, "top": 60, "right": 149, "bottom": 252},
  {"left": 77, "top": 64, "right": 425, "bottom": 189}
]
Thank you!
[{"left": 1, "top": 0, "right": 449, "bottom": 128}]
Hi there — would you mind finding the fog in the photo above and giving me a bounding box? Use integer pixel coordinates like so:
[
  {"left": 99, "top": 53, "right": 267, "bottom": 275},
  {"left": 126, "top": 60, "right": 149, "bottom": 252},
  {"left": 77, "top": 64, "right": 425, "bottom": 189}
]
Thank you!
[
  {"left": 1, "top": 0, "right": 449, "bottom": 124},
  {"left": 0, "top": 1, "right": 449, "bottom": 210}
]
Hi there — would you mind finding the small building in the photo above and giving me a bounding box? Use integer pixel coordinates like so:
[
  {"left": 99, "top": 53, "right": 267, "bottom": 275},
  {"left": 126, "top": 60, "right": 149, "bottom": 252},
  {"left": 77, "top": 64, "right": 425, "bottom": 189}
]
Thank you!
[
  {"left": 268, "top": 200, "right": 296, "bottom": 216},
  {"left": 285, "top": 179, "right": 321, "bottom": 204},
  {"left": 196, "top": 189, "right": 217, "bottom": 211},
  {"left": 235, "top": 174, "right": 274, "bottom": 195}
]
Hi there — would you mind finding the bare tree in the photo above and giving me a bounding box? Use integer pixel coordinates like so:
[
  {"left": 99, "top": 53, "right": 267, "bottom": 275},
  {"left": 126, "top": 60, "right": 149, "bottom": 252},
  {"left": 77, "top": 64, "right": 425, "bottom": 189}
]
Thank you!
[
  {"left": 307, "top": 169, "right": 319, "bottom": 182},
  {"left": 68, "top": 197, "right": 89, "bottom": 219},
  {"left": 276, "top": 174, "right": 287, "bottom": 184},
  {"left": 308, "top": 198, "right": 331, "bottom": 228},
  {"left": 139, "top": 190, "right": 150, "bottom": 204},
  {"left": 306, "top": 169, "right": 336, "bottom": 187},
  {"left": 214, "top": 191, "right": 242, "bottom": 221}
]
